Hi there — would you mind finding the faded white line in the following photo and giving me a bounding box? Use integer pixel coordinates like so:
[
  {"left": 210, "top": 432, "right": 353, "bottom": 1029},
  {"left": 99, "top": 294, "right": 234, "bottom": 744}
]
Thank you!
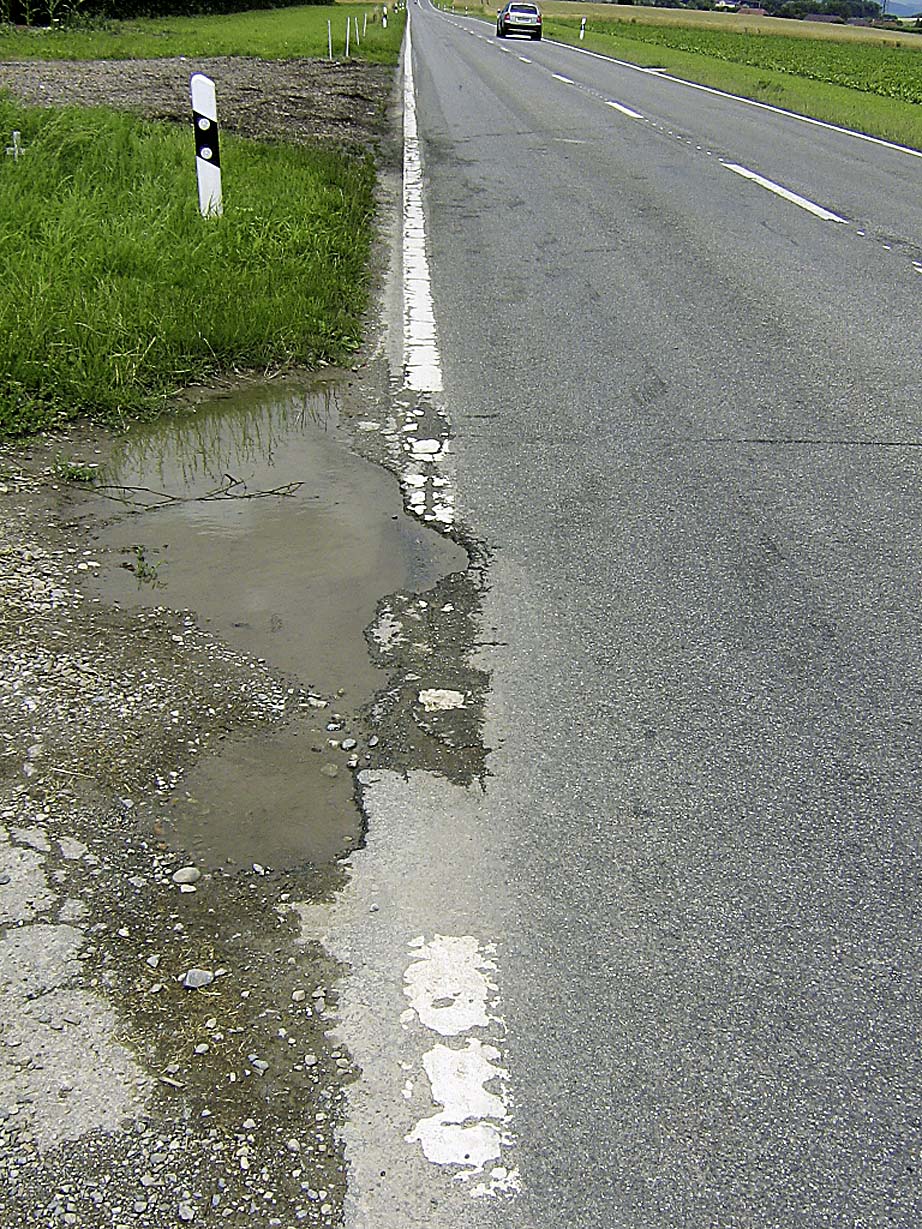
[
  {"left": 403, "top": 22, "right": 443, "bottom": 392},
  {"left": 552, "top": 72, "right": 575, "bottom": 85},
  {"left": 606, "top": 99, "right": 643, "bottom": 120},
  {"left": 402, "top": 935, "right": 519, "bottom": 1197},
  {"left": 517, "top": 55, "right": 532, "bottom": 63},
  {"left": 723, "top": 162, "right": 848, "bottom": 223}
]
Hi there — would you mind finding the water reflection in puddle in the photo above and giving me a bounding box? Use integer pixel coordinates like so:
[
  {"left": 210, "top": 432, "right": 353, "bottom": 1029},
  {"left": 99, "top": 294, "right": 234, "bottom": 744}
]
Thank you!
[{"left": 88, "top": 378, "right": 466, "bottom": 871}]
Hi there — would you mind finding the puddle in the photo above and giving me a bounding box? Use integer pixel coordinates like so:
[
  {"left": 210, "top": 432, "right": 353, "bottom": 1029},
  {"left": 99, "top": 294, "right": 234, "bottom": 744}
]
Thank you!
[{"left": 84, "top": 378, "right": 467, "bottom": 871}]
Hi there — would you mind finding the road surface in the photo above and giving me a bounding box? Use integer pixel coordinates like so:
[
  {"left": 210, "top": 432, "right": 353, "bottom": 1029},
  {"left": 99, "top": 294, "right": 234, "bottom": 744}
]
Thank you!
[{"left": 306, "top": 9, "right": 922, "bottom": 1227}]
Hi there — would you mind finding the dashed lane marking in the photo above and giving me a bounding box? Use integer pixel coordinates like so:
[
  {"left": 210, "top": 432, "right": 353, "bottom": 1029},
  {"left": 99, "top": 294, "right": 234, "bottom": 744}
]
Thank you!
[
  {"left": 606, "top": 100, "right": 644, "bottom": 120},
  {"left": 722, "top": 162, "right": 848, "bottom": 224}
]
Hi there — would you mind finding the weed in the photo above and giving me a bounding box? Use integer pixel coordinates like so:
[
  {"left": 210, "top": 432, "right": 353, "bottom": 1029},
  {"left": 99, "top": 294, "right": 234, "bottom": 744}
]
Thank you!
[
  {"left": 124, "top": 544, "right": 164, "bottom": 589},
  {"left": 52, "top": 457, "right": 98, "bottom": 482}
]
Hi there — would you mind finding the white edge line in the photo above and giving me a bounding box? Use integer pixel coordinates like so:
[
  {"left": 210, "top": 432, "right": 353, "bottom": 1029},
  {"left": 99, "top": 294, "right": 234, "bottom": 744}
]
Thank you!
[
  {"left": 723, "top": 162, "right": 847, "bottom": 222},
  {"left": 403, "top": 17, "right": 444, "bottom": 394}
]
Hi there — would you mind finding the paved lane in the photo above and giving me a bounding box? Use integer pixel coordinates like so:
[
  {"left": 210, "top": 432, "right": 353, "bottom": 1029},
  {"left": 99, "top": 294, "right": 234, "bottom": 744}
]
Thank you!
[{"left": 327, "top": 10, "right": 922, "bottom": 1228}]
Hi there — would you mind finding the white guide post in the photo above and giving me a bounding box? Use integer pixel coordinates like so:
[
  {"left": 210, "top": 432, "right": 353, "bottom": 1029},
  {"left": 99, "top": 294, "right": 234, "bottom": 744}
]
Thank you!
[
  {"left": 383, "top": 5, "right": 387, "bottom": 27},
  {"left": 579, "top": 15, "right": 586, "bottom": 38},
  {"left": 190, "top": 73, "right": 222, "bottom": 219},
  {"left": 328, "top": 18, "right": 333, "bottom": 59},
  {"left": 354, "top": 13, "right": 360, "bottom": 45},
  {"left": 4, "top": 131, "right": 26, "bottom": 161},
  {"left": 346, "top": 15, "right": 350, "bottom": 55}
]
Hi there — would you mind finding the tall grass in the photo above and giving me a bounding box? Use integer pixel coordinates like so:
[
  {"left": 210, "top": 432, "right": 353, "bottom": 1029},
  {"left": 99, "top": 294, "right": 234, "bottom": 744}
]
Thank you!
[
  {"left": 0, "top": 98, "right": 376, "bottom": 437},
  {"left": 0, "top": 2, "right": 404, "bottom": 63}
]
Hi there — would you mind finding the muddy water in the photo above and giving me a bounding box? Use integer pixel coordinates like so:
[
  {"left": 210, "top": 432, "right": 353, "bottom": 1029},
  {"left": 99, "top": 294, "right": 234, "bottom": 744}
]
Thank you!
[{"left": 88, "top": 378, "right": 466, "bottom": 871}]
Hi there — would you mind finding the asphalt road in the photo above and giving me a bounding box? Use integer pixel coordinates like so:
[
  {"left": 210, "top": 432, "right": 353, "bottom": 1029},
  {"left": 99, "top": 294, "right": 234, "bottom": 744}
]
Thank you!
[{"left": 324, "top": 10, "right": 922, "bottom": 1228}]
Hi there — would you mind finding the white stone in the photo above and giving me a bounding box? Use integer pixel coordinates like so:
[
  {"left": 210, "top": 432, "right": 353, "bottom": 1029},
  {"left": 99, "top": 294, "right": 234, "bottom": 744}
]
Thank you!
[{"left": 418, "top": 689, "right": 466, "bottom": 712}]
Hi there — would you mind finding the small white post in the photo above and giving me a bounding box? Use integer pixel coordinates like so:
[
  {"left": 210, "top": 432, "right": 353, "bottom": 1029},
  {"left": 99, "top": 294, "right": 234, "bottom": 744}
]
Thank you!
[
  {"left": 328, "top": 18, "right": 333, "bottom": 59},
  {"left": 345, "top": 15, "right": 350, "bottom": 54},
  {"left": 190, "top": 74, "right": 222, "bottom": 218},
  {"left": 4, "top": 131, "right": 26, "bottom": 161},
  {"left": 363, "top": 11, "right": 367, "bottom": 35},
  {"left": 383, "top": 5, "right": 388, "bottom": 27},
  {"left": 354, "top": 14, "right": 360, "bottom": 44},
  {"left": 579, "top": 15, "right": 586, "bottom": 39}
]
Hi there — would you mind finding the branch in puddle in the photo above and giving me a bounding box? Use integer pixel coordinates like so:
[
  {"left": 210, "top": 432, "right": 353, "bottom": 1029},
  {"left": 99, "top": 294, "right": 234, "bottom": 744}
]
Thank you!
[{"left": 91, "top": 474, "right": 305, "bottom": 508}]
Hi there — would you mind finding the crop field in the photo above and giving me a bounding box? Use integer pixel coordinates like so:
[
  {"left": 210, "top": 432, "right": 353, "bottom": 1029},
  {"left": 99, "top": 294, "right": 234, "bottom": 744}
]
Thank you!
[{"left": 535, "top": 2, "right": 922, "bottom": 47}]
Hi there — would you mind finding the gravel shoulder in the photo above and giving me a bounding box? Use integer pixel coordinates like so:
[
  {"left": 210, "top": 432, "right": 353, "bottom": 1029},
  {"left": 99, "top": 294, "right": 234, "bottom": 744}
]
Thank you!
[
  {"left": 0, "top": 56, "right": 399, "bottom": 1229},
  {"left": 0, "top": 56, "right": 394, "bottom": 148}
]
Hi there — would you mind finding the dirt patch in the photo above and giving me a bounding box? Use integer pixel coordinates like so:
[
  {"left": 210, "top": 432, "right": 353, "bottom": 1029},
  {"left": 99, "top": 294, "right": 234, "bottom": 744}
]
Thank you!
[{"left": 0, "top": 55, "right": 394, "bottom": 148}]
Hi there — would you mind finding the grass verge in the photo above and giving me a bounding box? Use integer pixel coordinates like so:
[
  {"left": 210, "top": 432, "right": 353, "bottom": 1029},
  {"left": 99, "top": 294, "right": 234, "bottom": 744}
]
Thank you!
[
  {"left": 0, "top": 97, "right": 376, "bottom": 438},
  {"left": 0, "top": 3, "right": 405, "bottom": 64}
]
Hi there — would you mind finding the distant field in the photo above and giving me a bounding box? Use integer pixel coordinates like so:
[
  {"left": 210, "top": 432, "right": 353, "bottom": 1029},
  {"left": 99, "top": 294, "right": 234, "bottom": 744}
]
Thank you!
[
  {"left": 536, "top": 2, "right": 922, "bottom": 47},
  {"left": 0, "top": 3, "right": 402, "bottom": 62},
  {"left": 450, "top": 0, "right": 922, "bottom": 147}
]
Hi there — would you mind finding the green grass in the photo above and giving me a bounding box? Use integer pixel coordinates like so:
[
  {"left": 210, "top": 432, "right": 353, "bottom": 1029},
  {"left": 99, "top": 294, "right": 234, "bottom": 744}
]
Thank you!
[
  {"left": 0, "top": 97, "right": 377, "bottom": 438},
  {"left": 0, "top": 3, "right": 404, "bottom": 63}
]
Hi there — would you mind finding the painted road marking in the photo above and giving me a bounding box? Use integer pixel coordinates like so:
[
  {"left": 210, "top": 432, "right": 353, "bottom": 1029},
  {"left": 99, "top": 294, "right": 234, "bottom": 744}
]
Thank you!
[
  {"left": 402, "top": 935, "right": 519, "bottom": 1197},
  {"left": 723, "top": 162, "right": 848, "bottom": 223},
  {"left": 606, "top": 99, "right": 643, "bottom": 120},
  {"left": 552, "top": 73, "right": 575, "bottom": 84},
  {"left": 517, "top": 55, "right": 532, "bottom": 63},
  {"left": 403, "top": 23, "right": 443, "bottom": 392}
]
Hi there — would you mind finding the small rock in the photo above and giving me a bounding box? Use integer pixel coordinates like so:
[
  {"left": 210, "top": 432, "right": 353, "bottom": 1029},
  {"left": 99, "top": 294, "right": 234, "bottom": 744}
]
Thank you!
[
  {"left": 182, "top": 969, "right": 215, "bottom": 990},
  {"left": 286, "top": 1139, "right": 301, "bottom": 1153},
  {"left": 172, "top": 867, "right": 201, "bottom": 885},
  {"left": 178, "top": 1203, "right": 196, "bottom": 1223},
  {"left": 320, "top": 764, "right": 339, "bottom": 779},
  {"left": 341, "top": 738, "right": 357, "bottom": 751}
]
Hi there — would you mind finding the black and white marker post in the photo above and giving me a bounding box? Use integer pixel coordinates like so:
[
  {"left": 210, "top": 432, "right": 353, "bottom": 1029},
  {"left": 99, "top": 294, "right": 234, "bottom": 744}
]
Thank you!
[{"left": 190, "top": 73, "right": 222, "bottom": 219}]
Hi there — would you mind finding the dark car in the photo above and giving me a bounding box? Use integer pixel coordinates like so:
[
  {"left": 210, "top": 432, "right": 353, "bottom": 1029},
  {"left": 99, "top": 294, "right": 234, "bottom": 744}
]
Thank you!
[{"left": 496, "top": 1, "right": 542, "bottom": 39}]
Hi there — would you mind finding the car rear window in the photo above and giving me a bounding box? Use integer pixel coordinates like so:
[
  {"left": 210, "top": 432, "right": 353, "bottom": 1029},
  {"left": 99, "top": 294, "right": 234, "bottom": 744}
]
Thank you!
[{"left": 510, "top": 4, "right": 538, "bottom": 11}]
